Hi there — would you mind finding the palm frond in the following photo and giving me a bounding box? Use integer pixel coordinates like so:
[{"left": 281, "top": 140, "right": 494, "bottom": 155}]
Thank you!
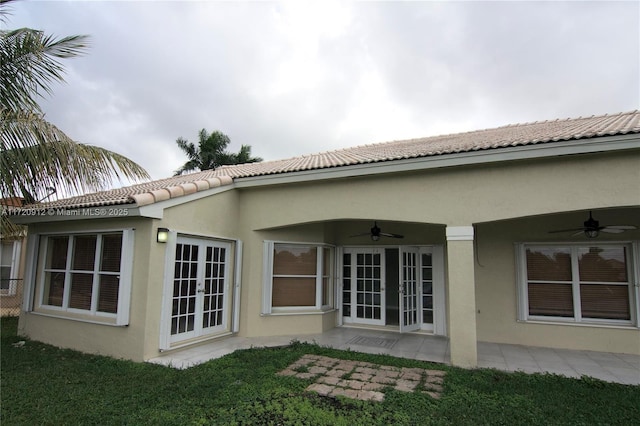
[
  {"left": 1, "top": 109, "right": 150, "bottom": 200},
  {"left": 1, "top": 27, "right": 89, "bottom": 112}
]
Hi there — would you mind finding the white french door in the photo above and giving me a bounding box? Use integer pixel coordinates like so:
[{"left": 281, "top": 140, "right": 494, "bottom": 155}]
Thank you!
[
  {"left": 347, "top": 248, "right": 385, "bottom": 326},
  {"left": 170, "top": 237, "right": 230, "bottom": 343},
  {"left": 342, "top": 246, "right": 444, "bottom": 334},
  {"left": 400, "top": 248, "right": 420, "bottom": 332}
]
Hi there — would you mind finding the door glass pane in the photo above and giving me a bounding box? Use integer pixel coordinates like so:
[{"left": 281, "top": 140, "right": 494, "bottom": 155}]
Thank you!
[
  {"left": 342, "top": 252, "right": 351, "bottom": 317},
  {"left": 171, "top": 243, "right": 198, "bottom": 336},
  {"left": 421, "top": 253, "right": 433, "bottom": 325},
  {"left": 202, "top": 246, "right": 226, "bottom": 329},
  {"left": 355, "top": 251, "right": 382, "bottom": 320}
]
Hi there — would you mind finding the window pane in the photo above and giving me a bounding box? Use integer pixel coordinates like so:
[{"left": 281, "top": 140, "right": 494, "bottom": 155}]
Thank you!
[
  {"left": 47, "top": 236, "right": 69, "bottom": 269},
  {"left": 323, "top": 248, "right": 331, "bottom": 275},
  {"left": 322, "top": 277, "right": 330, "bottom": 306},
  {"left": 98, "top": 275, "right": 119, "bottom": 313},
  {"left": 1, "top": 266, "right": 10, "bottom": 289},
  {"left": 528, "top": 283, "right": 573, "bottom": 317},
  {"left": 272, "top": 277, "right": 316, "bottom": 306},
  {"left": 100, "top": 234, "right": 122, "bottom": 272},
  {"left": 69, "top": 273, "right": 93, "bottom": 310},
  {"left": 44, "top": 272, "right": 65, "bottom": 306},
  {"left": 72, "top": 235, "right": 97, "bottom": 271},
  {"left": 581, "top": 284, "right": 630, "bottom": 320},
  {"left": 1, "top": 242, "right": 13, "bottom": 265},
  {"left": 578, "top": 247, "right": 627, "bottom": 282},
  {"left": 273, "top": 246, "right": 317, "bottom": 275},
  {"left": 526, "top": 248, "right": 571, "bottom": 281}
]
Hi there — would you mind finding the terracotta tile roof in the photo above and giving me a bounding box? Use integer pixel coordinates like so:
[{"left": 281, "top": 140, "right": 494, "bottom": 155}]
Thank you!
[
  {"left": 24, "top": 110, "right": 640, "bottom": 210},
  {"left": 31, "top": 174, "right": 233, "bottom": 210},
  {"left": 210, "top": 110, "right": 640, "bottom": 178}
]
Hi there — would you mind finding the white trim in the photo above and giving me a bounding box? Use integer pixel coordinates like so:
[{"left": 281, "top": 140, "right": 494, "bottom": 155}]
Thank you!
[
  {"left": 261, "top": 241, "right": 274, "bottom": 315},
  {"left": 26, "top": 311, "right": 127, "bottom": 326},
  {"left": 116, "top": 229, "right": 135, "bottom": 325},
  {"left": 158, "top": 230, "right": 178, "bottom": 351},
  {"left": 233, "top": 134, "right": 640, "bottom": 189},
  {"left": 336, "top": 246, "right": 344, "bottom": 326},
  {"left": 22, "top": 234, "right": 39, "bottom": 312},
  {"left": 232, "top": 240, "right": 243, "bottom": 334},
  {"left": 446, "top": 226, "right": 474, "bottom": 241}
]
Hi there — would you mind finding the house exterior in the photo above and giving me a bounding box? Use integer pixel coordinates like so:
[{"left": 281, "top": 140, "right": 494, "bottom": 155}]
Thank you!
[{"left": 13, "top": 111, "right": 640, "bottom": 368}]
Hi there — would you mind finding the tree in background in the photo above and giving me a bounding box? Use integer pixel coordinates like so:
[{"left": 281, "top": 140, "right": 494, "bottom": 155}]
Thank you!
[
  {"left": 0, "top": 0, "right": 150, "bottom": 236},
  {"left": 173, "top": 128, "right": 262, "bottom": 176}
]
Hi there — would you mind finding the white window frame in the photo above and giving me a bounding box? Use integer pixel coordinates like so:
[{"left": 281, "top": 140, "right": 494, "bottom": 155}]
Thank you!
[
  {"left": 0, "top": 240, "right": 21, "bottom": 296},
  {"left": 516, "top": 241, "right": 639, "bottom": 328},
  {"left": 262, "top": 241, "right": 335, "bottom": 314},
  {"left": 34, "top": 229, "right": 134, "bottom": 326}
]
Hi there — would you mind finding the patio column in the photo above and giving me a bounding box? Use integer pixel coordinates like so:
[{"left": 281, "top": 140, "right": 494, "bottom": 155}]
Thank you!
[{"left": 446, "top": 226, "right": 478, "bottom": 368}]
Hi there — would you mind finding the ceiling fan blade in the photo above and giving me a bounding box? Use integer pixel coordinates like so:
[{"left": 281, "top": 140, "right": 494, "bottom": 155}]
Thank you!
[
  {"left": 379, "top": 232, "right": 404, "bottom": 239},
  {"left": 600, "top": 228, "right": 625, "bottom": 234},
  {"left": 571, "top": 230, "right": 586, "bottom": 236},
  {"left": 603, "top": 225, "right": 637, "bottom": 230},
  {"left": 549, "top": 228, "right": 585, "bottom": 234}
]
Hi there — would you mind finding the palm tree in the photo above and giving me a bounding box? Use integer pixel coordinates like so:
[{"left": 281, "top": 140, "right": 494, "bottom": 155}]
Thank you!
[
  {"left": 174, "top": 129, "right": 262, "bottom": 176},
  {"left": 1, "top": 0, "right": 150, "bottom": 236}
]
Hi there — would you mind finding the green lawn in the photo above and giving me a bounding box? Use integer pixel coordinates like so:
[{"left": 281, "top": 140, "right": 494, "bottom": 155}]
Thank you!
[{"left": 1, "top": 317, "right": 638, "bottom": 425}]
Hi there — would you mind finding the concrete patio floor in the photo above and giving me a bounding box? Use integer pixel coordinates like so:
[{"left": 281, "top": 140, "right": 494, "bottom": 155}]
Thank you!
[{"left": 149, "top": 326, "right": 640, "bottom": 385}]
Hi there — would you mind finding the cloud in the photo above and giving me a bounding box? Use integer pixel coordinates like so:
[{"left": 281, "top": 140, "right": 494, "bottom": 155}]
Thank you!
[{"left": 9, "top": 0, "right": 639, "bottom": 180}]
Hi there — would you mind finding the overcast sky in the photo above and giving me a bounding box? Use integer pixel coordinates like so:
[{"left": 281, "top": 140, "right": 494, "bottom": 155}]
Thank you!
[{"left": 7, "top": 0, "right": 640, "bottom": 180}]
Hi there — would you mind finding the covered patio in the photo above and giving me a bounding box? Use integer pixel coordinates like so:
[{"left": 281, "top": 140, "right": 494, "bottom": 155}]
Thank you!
[{"left": 148, "top": 327, "right": 640, "bottom": 385}]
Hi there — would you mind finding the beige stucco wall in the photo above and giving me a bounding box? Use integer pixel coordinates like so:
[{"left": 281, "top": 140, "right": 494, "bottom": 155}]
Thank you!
[
  {"left": 17, "top": 148, "right": 640, "bottom": 361},
  {"left": 232, "top": 150, "right": 639, "bottom": 354},
  {"left": 18, "top": 217, "right": 154, "bottom": 361},
  {"left": 474, "top": 211, "right": 640, "bottom": 355}
]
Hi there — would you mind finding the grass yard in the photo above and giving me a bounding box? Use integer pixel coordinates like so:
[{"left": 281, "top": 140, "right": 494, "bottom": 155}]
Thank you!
[{"left": 1, "top": 317, "right": 639, "bottom": 425}]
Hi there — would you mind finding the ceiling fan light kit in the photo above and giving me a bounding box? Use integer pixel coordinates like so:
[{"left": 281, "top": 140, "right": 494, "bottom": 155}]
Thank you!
[{"left": 549, "top": 211, "right": 636, "bottom": 239}]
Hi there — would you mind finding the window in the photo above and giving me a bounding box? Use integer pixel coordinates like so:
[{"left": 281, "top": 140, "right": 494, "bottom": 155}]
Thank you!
[
  {"left": 263, "top": 242, "right": 334, "bottom": 313},
  {"left": 518, "top": 243, "right": 638, "bottom": 326},
  {"left": 1, "top": 240, "right": 21, "bottom": 296},
  {"left": 37, "top": 230, "right": 133, "bottom": 324}
]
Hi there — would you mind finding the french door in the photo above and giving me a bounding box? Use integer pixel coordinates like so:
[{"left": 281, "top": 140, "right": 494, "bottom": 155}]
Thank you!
[
  {"left": 342, "top": 246, "right": 440, "bottom": 333},
  {"left": 400, "top": 248, "right": 420, "bottom": 332},
  {"left": 170, "top": 237, "right": 230, "bottom": 343},
  {"left": 349, "top": 248, "right": 385, "bottom": 326}
]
